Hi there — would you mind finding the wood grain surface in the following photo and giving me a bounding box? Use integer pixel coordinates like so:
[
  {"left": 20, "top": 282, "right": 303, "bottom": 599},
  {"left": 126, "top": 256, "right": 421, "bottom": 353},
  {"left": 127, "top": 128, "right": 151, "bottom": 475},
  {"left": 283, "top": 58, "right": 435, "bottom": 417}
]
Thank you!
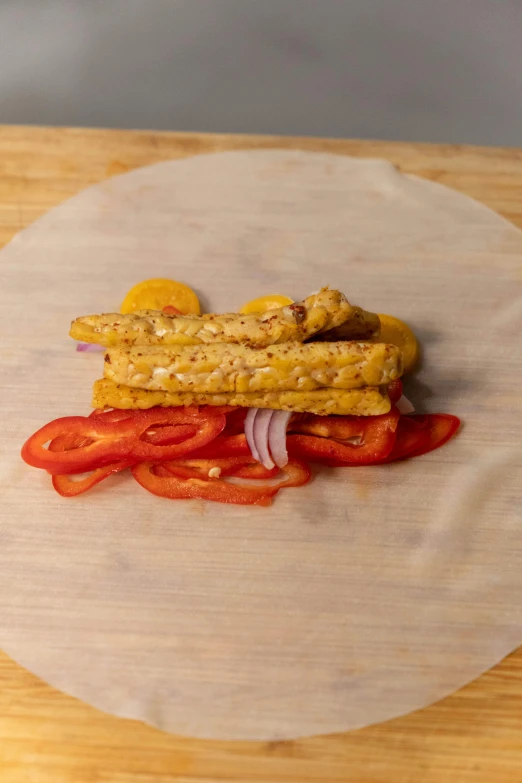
[{"left": 1, "top": 125, "right": 522, "bottom": 782}]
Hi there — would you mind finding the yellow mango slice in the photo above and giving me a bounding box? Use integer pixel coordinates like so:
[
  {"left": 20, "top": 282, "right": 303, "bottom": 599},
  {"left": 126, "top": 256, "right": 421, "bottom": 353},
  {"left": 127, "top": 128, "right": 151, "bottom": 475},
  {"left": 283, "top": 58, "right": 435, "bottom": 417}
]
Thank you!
[
  {"left": 239, "top": 294, "right": 294, "bottom": 315},
  {"left": 378, "top": 314, "right": 419, "bottom": 373},
  {"left": 120, "top": 278, "right": 200, "bottom": 315}
]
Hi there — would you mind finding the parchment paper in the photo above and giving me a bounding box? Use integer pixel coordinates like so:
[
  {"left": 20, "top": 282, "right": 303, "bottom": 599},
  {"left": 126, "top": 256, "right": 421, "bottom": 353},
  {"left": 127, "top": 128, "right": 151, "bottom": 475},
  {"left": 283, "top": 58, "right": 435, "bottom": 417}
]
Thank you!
[{"left": 1, "top": 150, "right": 521, "bottom": 740}]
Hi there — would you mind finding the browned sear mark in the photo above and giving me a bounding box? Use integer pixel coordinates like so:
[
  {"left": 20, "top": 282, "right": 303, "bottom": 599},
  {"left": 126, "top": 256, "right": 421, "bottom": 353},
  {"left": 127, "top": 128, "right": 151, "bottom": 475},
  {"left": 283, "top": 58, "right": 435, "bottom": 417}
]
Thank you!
[{"left": 289, "top": 304, "right": 306, "bottom": 324}]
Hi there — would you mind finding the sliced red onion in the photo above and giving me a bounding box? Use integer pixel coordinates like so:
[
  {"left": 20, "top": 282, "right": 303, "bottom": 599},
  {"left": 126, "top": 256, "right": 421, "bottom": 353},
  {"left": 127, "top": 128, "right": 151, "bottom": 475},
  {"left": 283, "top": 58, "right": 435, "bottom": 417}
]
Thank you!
[
  {"left": 245, "top": 408, "right": 261, "bottom": 462},
  {"left": 396, "top": 394, "right": 415, "bottom": 414},
  {"left": 268, "top": 410, "right": 292, "bottom": 468},
  {"left": 253, "top": 409, "right": 276, "bottom": 469},
  {"left": 76, "top": 342, "right": 105, "bottom": 352}
]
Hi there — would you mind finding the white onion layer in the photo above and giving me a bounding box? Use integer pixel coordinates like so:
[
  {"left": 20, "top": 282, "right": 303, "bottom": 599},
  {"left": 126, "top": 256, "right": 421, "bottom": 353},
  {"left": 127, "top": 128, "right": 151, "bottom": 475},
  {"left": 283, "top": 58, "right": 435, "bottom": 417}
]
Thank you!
[
  {"left": 245, "top": 407, "right": 292, "bottom": 469},
  {"left": 253, "top": 409, "right": 276, "bottom": 469},
  {"left": 396, "top": 395, "right": 415, "bottom": 414},
  {"left": 268, "top": 410, "right": 293, "bottom": 468},
  {"left": 76, "top": 342, "right": 105, "bottom": 352},
  {"left": 244, "top": 408, "right": 261, "bottom": 462}
]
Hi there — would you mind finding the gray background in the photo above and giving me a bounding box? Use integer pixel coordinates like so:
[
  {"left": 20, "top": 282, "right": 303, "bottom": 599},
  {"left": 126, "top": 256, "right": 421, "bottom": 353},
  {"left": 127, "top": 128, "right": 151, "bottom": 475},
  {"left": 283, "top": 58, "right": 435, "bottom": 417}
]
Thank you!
[{"left": 1, "top": 0, "right": 521, "bottom": 145}]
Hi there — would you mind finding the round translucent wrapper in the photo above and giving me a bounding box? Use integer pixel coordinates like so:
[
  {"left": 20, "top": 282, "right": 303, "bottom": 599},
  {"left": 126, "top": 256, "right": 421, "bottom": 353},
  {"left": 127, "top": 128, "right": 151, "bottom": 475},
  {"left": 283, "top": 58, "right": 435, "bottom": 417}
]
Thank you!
[{"left": 1, "top": 150, "right": 521, "bottom": 741}]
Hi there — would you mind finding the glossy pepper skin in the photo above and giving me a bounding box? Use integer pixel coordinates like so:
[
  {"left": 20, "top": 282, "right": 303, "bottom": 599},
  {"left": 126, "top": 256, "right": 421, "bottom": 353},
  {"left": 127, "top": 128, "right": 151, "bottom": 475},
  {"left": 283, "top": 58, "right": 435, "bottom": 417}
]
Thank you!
[
  {"left": 52, "top": 461, "right": 134, "bottom": 497},
  {"left": 132, "top": 458, "right": 311, "bottom": 507},
  {"left": 160, "top": 456, "right": 278, "bottom": 480},
  {"left": 382, "top": 414, "right": 460, "bottom": 462},
  {"left": 21, "top": 408, "right": 226, "bottom": 475},
  {"left": 21, "top": 404, "right": 460, "bottom": 505},
  {"left": 287, "top": 408, "right": 401, "bottom": 466}
]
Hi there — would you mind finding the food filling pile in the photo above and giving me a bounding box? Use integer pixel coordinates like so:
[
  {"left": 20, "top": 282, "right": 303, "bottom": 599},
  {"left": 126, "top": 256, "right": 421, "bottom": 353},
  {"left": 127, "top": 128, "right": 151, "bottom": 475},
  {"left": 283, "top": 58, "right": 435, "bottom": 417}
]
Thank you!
[{"left": 22, "top": 279, "right": 460, "bottom": 506}]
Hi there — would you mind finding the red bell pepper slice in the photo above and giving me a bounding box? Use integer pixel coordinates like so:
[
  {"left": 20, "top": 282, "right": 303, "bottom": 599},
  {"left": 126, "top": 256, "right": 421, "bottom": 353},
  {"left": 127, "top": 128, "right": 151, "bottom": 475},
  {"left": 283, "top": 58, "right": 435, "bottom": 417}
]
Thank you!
[
  {"left": 132, "top": 457, "right": 311, "bottom": 506},
  {"left": 381, "top": 415, "right": 427, "bottom": 462},
  {"left": 88, "top": 408, "right": 136, "bottom": 423},
  {"left": 387, "top": 378, "right": 403, "bottom": 404},
  {"left": 52, "top": 460, "right": 134, "bottom": 497},
  {"left": 109, "top": 409, "right": 226, "bottom": 462},
  {"left": 290, "top": 414, "right": 367, "bottom": 441},
  {"left": 222, "top": 407, "right": 248, "bottom": 435},
  {"left": 189, "top": 433, "right": 252, "bottom": 459},
  {"left": 48, "top": 430, "right": 94, "bottom": 453},
  {"left": 201, "top": 406, "right": 237, "bottom": 417},
  {"left": 52, "top": 415, "right": 198, "bottom": 451},
  {"left": 162, "top": 456, "right": 278, "bottom": 480},
  {"left": 21, "top": 409, "right": 226, "bottom": 475},
  {"left": 287, "top": 407, "right": 400, "bottom": 465},
  {"left": 385, "top": 413, "right": 460, "bottom": 461},
  {"left": 141, "top": 424, "right": 199, "bottom": 445},
  {"left": 232, "top": 462, "right": 279, "bottom": 479}
]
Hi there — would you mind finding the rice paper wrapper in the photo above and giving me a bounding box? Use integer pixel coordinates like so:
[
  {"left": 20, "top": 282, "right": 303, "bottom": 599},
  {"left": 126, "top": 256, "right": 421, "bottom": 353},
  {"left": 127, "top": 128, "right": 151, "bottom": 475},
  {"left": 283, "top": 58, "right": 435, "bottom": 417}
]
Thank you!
[{"left": 1, "top": 149, "right": 521, "bottom": 740}]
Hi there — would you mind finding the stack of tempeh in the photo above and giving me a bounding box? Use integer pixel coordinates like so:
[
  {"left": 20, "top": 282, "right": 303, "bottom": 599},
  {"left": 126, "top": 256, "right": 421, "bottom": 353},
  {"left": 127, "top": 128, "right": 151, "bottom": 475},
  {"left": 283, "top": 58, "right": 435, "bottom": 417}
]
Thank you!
[{"left": 70, "top": 288, "right": 403, "bottom": 416}]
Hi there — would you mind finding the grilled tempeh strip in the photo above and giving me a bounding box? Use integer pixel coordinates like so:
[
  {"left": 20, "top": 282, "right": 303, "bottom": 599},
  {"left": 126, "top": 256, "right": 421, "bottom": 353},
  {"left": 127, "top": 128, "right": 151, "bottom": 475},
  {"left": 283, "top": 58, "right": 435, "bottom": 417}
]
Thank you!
[
  {"left": 70, "top": 288, "right": 379, "bottom": 348},
  {"left": 315, "top": 306, "right": 381, "bottom": 341},
  {"left": 103, "top": 341, "right": 402, "bottom": 394},
  {"left": 93, "top": 378, "right": 392, "bottom": 416}
]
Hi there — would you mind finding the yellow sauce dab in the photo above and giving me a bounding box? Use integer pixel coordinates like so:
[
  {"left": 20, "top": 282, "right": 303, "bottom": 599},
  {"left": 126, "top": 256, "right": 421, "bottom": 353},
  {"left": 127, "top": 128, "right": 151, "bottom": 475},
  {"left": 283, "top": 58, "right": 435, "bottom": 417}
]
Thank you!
[
  {"left": 239, "top": 294, "right": 294, "bottom": 315},
  {"left": 120, "top": 278, "right": 200, "bottom": 315},
  {"left": 378, "top": 314, "right": 419, "bottom": 373}
]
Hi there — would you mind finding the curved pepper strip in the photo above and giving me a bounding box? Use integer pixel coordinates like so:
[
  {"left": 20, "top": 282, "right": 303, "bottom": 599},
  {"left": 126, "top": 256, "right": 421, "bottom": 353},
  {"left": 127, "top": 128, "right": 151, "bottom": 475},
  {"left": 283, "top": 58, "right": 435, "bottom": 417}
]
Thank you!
[
  {"left": 290, "top": 408, "right": 399, "bottom": 443},
  {"left": 48, "top": 430, "right": 94, "bottom": 453},
  {"left": 387, "top": 379, "right": 403, "bottom": 404},
  {"left": 384, "top": 414, "right": 460, "bottom": 462},
  {"left": 162, "top": 456, "right": 278, "bottom": 480},
  {"left": 50, "top": 443, "right": 274, "bottom": 498},
  {"left": 21, "top": 409, "right": 226, "bottom": 475},
  {"left": 132, "top": 457, "right": 311, "bottom": 506},
  {"left": 50, "top": 417, "right": 198, "bottom": 451},
  {"left": 88, "top": 406, "right": 232, "bottom": 446},
  {"left": 287, "top": 408, "right": 400, "bottom": 465},
  {"left": 232, "top": 462, "right": 279, "bottom": 479},
  {"left": 380, "top": 415, "right": 427, "bottom": 462},
  {"left": 52, "top": 460, "right": 135, "bottom": 497},
  {"left": 189, "top": 433, "right": 252, "bottom": 459},
  {"left": 88, "top": 409, "right": 136, "bottom": 423},
  {"left": 222, "top": 408, "right": 248, "bottom": 435},
  {"left": 141, "top": 424, "right": 199, "bottom": 445}
]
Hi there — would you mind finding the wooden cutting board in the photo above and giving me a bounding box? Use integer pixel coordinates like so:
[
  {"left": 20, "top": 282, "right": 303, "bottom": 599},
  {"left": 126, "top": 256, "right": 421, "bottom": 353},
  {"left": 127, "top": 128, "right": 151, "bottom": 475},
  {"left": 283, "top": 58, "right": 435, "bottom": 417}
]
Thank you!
[{"left": 1, "top": 125, "right": 522, "bottom": 782}]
